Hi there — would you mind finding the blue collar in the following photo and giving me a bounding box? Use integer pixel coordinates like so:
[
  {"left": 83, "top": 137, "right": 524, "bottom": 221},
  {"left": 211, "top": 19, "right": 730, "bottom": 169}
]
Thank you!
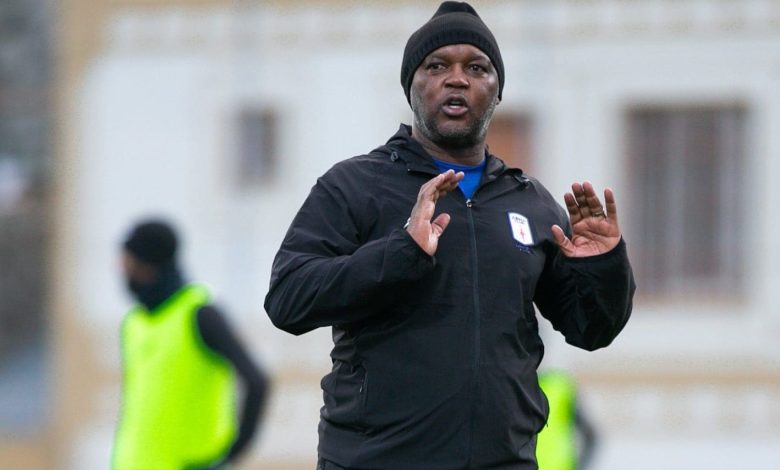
[{"left": 432, "top": 158, "right": 486, "bottom": 199}]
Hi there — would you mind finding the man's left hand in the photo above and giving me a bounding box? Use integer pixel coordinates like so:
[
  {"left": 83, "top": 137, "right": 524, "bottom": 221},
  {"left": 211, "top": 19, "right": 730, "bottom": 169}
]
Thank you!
[{"left": 551, "top": 181, "right": 621, "bottom": 257}]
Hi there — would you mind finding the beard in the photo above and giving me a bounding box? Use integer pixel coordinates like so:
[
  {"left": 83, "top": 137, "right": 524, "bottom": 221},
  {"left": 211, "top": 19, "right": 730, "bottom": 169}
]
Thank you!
[{"left": 412, "top": 92, "right": 498, "bottom": 150}]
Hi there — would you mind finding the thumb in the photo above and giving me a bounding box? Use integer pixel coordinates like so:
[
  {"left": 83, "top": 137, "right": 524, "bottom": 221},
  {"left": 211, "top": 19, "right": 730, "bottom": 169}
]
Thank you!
[
  {"left": 431, "top": 213, "right": 451, "bottom": 237},
  {"left": 551, "top": 225, "right": 573, "bottom": 255}
]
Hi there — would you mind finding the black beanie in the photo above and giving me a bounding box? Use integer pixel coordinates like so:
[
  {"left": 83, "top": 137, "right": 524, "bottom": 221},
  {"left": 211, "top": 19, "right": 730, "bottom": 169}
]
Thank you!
[
  {"left": 123, "top": 219, "right": 178, "bottom": 266},
  {"left": 400, "top": 1, "right": 504, "bottom": 105}
]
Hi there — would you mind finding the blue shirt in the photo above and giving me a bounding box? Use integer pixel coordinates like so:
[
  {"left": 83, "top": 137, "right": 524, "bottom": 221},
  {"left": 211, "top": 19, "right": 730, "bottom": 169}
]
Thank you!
[{"left": 432, "top": 158, "right": 486, "bottom": 200}]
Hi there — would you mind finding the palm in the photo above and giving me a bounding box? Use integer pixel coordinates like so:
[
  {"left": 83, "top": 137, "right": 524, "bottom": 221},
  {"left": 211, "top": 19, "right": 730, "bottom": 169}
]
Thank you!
[
  {"left": 406, "top": 170, "right": 464, "bottom": 256},
  {"left": 552, "top": 182, "right": 621, "bottom": 258}
]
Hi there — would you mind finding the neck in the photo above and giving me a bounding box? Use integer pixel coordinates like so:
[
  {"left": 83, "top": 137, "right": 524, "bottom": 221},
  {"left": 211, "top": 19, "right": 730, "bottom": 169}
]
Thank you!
[
  {"left": 132, "top": 263, "right": 184, "bottom": 311},
  {"left": 411, "top": 126, "right": 486, "bottom": 166}
]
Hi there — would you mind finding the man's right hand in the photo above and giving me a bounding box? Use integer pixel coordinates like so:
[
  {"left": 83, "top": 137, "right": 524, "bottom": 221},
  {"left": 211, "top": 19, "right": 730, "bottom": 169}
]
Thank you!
[{"left": 406, "top": 169, "right": 464, "bottom": 256}]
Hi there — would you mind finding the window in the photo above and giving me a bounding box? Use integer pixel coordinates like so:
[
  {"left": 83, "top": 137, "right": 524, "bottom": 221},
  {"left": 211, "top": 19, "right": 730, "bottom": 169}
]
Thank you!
[
  {"left": 486, "top": 113, "right": 534, "bottom": 173},
  {"left": 626, "top": 106, "right": 746, "bottom": 300},
  {"left": 235, "top": 107, "right": 278, "bottom": 187}
]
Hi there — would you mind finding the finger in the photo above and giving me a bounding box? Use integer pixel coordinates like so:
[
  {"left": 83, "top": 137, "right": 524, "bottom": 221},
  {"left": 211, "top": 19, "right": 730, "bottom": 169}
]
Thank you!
[
  {"left": 437, "top": 169, "right": 461, "bottom": 183},
  {"left": 604, "top": 187, "right": 618, "bottom": 223},
  {"left": 422, "top": 170, "right": 461, "bottom": 200},
  {"left": 431, "top": 213, "right": 451, "bottom": 237},
  {"left": 410, "top": 171, "right": 461, "bottom": 227},
  {"left": 562, "top": 192, "right": 582, "bottom": 224},
  {"left": 571, "top": 182, "right": 591, "bottom": 218},
  {"left": 551, "top": 224, "right": 574, "bottom": 256},
  {"left": 437, "top": 171, "right": 464, "bottom": 194},
  {"left": 582, "top": 181, "right": 606, "bottom": 218},
  {"left": 418, "top": 171, "right": 452, "bottom": 203}
]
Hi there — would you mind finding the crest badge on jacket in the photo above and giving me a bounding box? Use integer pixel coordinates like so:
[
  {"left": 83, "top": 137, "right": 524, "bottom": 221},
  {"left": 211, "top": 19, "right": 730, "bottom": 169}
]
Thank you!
[{"left": 507, "top": 212, "right": 534, "bottom": 246}]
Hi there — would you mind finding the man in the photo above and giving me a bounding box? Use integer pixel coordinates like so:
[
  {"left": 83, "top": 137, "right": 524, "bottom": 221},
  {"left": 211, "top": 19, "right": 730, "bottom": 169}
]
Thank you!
[
  {"left": 264, "top": 2, "right": 635, "bottom": 469},
  {"left": 114, "top": 219, "right": 268, "bottom": 470},
  {"left": 536, "top": 369, "right": 598, "bottom": 470}
]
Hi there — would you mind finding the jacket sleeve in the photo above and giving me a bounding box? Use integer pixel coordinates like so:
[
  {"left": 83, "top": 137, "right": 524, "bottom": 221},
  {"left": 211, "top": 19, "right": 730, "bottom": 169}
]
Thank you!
[
  {"left": 534, "top": 234, "right": 636, "bottom": 351},
  {"left": 264, "top": 165, "right": 436, "bottom": 335}
]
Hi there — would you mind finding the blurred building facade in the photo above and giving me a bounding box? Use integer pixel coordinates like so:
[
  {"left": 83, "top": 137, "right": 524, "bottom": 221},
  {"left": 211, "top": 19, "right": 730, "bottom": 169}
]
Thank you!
[
  {"left": 0, "top": 0, "right": 53, "bottom": 466},
  {"left": 2, "top": 0, "right": 779, "bottom": 468}
]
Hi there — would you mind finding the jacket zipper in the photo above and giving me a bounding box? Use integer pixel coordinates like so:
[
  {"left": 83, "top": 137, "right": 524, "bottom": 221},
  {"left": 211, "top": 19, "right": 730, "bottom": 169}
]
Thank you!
[{"left": 465, "top": 197, "right": 481, "bottom": 467}]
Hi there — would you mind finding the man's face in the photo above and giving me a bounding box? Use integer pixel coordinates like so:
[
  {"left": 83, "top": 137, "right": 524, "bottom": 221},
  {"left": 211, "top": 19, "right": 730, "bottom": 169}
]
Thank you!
[
  {"left": 410, "top": 44, "right": 499, "bottom": 150},
  {"left": 121, "top": 252, "right": 156, "bottom": 288}
]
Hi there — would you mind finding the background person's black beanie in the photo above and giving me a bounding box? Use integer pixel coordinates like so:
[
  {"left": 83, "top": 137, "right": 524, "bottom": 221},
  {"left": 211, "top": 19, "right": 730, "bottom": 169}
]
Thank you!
[
  {"left": 123, "top": 219, "right": 178, "bottom": 266},
  {"left": 400, "top": 1, "right": 504, "bottom": 105}
]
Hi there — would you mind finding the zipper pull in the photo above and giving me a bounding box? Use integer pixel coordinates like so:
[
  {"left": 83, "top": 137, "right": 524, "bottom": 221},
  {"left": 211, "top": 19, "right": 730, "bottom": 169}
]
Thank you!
[{"left": 466, "top": 199, "right": 473, "bottom": 208}]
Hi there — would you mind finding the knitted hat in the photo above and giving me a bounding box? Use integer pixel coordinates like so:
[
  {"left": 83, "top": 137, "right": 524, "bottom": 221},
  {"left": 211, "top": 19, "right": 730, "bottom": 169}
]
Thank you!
[
  {"left": 123, "top": 219, "right": 178, "bottom": 266},
  {"left": 400, "top": 1, "right": 504, "bottom": 104}
]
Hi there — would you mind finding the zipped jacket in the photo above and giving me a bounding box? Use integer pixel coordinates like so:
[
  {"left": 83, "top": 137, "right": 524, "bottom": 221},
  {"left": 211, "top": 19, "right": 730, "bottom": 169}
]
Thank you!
[{"left": 265, "top": 125, "right": 635, "bottom": 469}]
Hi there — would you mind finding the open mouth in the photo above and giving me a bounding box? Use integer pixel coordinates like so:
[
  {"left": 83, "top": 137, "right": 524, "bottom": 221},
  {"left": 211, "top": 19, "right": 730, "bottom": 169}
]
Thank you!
[{"left": 442, "top": 96, "right": 468, "bottom": 116}]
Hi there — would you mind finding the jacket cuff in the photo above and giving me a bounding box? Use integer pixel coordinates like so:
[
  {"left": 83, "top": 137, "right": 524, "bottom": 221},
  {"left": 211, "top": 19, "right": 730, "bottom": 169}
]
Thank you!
[
  {"left": 563, "top": 237, "right": 628, "bottom": 264},
  {"left": 380, "top": 229, "right": 436, "bottom": 282}
]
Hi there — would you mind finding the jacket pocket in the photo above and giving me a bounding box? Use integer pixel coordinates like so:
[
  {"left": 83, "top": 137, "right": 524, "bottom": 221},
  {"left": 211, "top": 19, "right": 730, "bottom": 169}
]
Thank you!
[{"left": 320, "top": 360, "right": 367, "bottom": 432}]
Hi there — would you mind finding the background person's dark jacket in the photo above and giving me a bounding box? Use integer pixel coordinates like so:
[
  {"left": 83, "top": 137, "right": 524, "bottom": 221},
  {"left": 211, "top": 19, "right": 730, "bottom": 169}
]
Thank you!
[{"left": 265, "top": 125, "right": 635, "bottom": 469}]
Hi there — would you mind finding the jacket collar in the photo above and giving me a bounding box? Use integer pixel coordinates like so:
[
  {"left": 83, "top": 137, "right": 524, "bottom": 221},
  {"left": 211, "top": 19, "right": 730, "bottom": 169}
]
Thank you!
[{"left": 384, "top": 124, "right": 438, "bottom": 175}]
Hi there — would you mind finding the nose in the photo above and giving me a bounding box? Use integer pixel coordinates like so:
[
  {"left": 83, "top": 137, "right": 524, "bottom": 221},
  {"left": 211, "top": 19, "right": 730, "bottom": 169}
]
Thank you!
[{"left": 444, "top": 65, "right": 469, "bottom": 89}]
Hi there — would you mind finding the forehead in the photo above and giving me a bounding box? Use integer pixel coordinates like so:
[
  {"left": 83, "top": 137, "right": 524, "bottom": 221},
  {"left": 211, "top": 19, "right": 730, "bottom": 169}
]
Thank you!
[{"left": 423, "top": 43, "right": 491, "bottom": 62}]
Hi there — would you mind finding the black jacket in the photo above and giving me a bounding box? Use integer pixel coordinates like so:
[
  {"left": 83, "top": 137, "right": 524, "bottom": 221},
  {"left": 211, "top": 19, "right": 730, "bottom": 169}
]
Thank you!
[{"left": 265, "top": 125, "right": 635, "bottom": 469}]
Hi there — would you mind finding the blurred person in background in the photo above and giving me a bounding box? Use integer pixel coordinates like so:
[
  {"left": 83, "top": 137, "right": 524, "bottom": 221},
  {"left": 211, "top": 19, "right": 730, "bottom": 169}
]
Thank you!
[
  {"left": 536, "top": 369, "right": 598, "bottom": 470},
  {"left": 113, "top": 219, "right": 269, "bottom": 470},
  {"left": 265, "top": 2, "right": 635, "bottom": 469}
]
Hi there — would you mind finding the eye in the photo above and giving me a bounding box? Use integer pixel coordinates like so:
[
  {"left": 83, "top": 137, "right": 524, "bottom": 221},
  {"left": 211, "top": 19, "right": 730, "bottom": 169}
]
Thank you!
[
  {"left": 468, "top": 63, "right": 488, "bottom": 74},
  {"left": 426, "top": 62, "right": 446, "bottom": 72}
]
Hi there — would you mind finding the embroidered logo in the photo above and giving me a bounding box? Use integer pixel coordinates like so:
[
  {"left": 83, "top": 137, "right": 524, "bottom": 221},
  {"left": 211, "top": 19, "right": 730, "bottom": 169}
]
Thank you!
[{"left": 507, "top": 212, "right": 534, "bottom": 246}]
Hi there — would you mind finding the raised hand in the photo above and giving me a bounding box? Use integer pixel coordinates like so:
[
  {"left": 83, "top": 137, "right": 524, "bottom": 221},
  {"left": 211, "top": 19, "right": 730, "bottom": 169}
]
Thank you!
[
  {"left": 551, "top": 181, "right": 621, "bottom": 257},
  {"left": 406, "top": 169, "right": 464, "bottom": 256}
]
